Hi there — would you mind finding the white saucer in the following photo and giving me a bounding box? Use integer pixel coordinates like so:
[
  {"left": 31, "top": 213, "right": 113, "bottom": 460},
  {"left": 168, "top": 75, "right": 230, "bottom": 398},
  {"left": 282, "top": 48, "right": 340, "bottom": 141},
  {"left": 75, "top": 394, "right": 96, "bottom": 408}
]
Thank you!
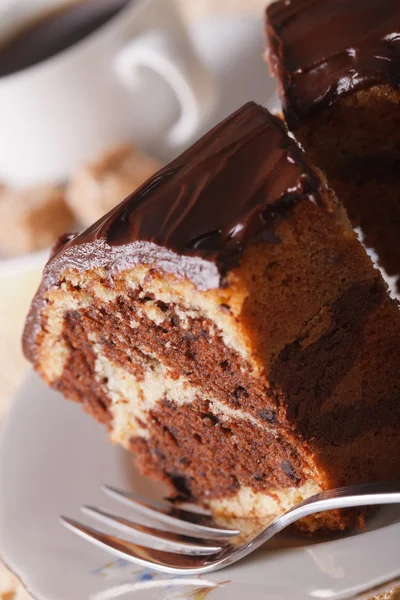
[
  {"left": 0, "top": 248, "right": 49, "bottom": 279},
  {"left": 1, "top": 15, "right": 399, "bottom": 600},
  {"left": 1, "top": 373, "right": 400, "bottom": 600}
]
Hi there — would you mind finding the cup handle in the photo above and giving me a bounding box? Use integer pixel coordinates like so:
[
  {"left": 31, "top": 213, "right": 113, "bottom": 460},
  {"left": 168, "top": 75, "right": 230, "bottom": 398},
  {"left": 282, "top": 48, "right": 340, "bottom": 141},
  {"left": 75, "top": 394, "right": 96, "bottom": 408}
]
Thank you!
[{"left": 113, "top": 29, "right": 216, "bottom": 146}]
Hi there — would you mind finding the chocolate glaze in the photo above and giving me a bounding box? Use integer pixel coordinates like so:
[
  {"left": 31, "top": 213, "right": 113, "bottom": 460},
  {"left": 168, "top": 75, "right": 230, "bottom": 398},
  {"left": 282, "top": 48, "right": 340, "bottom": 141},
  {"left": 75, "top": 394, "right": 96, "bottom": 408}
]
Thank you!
[
  {"left": 23, "top": 103, "right": 326, "bottom": 361},
  {"left": 52, "top": 102, "right": 324, "bottom": 272},
  {"left": 266, "top": 0, "right": 400, "bottom": 127}
]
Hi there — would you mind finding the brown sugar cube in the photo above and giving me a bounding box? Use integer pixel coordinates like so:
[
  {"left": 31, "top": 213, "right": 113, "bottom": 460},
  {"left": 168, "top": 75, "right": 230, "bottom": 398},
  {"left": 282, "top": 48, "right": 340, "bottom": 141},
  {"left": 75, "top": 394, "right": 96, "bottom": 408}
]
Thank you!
[
  {"left": 66, "top": 143, "right": 160, "bottom": 227},
  {"left": 0, "top": 185, "right": 75, "bottom": 257},
  {"left": 266, "top": 0, "right": 400, "bottom": 287}
]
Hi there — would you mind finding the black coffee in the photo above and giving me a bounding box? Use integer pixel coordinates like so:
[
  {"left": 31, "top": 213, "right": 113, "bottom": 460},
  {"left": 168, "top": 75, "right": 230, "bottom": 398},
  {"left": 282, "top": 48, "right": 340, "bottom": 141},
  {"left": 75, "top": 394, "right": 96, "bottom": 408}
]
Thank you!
[{"left": 0, "top": 0, "right": 130, "bottom": 77}]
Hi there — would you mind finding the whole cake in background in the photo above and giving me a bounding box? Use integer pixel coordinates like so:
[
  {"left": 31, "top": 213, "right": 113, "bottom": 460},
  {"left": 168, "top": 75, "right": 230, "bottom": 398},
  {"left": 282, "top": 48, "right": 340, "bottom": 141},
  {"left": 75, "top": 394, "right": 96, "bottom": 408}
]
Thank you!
[
  {"left": 23, "top": 102, "right": 400, "bottom": 533},
  {"left": 265, "top": 0, "right": 400, "bottom": 288}
]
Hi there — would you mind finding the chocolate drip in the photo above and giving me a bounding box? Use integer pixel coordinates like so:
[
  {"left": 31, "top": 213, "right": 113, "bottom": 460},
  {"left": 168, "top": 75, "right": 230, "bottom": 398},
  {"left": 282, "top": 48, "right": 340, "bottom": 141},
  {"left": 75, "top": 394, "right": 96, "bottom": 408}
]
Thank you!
[
  {"left": 52, "top": 102, "right": 323, "bottom": 275},
  {"left": 266, "top": 0, "right": 400, "bottom": 127},
  {"left": 50, "top": 232, "right": 78, "bottom": 258}
]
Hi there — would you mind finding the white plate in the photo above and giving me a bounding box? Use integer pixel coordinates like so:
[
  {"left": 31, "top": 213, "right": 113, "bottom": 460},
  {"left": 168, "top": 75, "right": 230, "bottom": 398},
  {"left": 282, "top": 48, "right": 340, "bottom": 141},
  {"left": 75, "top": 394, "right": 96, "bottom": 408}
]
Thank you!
[
  {"left": 1, "top": 374, "right": 400, "bottom": 600},
  {"left": 1, "top": 15, "right": 399, "bottom": 600},
  {"left": 0, "top": 248, "right": 49, "bottom": 279}
]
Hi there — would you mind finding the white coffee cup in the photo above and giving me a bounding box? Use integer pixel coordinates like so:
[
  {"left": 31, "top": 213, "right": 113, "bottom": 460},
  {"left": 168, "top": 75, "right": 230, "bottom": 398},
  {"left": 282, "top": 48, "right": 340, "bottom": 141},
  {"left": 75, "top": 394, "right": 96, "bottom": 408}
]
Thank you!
[{"left": 0, "top": 0, "right": 217, "bottom": 186}]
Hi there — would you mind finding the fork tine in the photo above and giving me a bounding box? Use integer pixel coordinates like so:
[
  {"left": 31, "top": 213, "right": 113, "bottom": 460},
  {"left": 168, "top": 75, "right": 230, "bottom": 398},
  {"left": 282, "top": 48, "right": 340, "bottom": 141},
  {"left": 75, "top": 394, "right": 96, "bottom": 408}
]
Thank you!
[
  {"left": 102, "top": 485, "right": 240, "bottom": 537},
  {"left": 81, "top": 506, "right": 222, "bottom": 555},
  {"left": 60, "top": 516, "right": 218, "bottom": 574}
]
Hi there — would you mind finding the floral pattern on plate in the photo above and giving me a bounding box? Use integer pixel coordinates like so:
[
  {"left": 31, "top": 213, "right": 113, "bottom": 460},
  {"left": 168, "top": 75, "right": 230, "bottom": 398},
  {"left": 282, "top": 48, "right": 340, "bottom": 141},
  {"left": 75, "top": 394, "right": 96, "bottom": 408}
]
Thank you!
[{"left": 91, "top": 558, "right": 230, "bottom": 599}]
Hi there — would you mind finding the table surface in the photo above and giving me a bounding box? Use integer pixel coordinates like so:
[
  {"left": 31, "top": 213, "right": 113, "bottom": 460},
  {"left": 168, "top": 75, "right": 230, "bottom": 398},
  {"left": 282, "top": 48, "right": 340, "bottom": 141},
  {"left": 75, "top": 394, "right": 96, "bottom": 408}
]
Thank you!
[{"left": 0, "top": 1, "right": 398, "bottom": 598}]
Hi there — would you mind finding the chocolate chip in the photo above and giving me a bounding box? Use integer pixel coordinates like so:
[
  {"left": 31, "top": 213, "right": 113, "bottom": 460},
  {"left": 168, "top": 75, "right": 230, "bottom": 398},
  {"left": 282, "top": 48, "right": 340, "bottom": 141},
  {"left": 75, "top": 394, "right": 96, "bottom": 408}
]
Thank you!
[
  {"left": 259, "top": 408, "right": 277, "bottom": 424},
  {"left": 234, "top": 385, "right": 249, "bottom": 399},
  {"left": 169, "top": 473, "right": 192, "bottom": 498},
  {"left": 163, "top": 400, "right": 177, "bottom": 411},
  {"left": 281, "top": 461, "right": 299, "bottom": 482},
  {"left": 156, "top": 300, "right": 169, "bottom": 312}
]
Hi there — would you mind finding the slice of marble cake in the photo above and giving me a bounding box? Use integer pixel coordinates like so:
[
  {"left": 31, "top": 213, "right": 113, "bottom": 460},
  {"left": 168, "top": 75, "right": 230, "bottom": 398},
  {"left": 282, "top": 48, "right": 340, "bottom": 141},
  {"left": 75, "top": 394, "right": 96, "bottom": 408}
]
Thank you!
[
  {"left": 23, "top": 103, "right": 400, "bottom": 532},
  {"left": 266, "top": 0, "right": 400, "bottom": 288}
]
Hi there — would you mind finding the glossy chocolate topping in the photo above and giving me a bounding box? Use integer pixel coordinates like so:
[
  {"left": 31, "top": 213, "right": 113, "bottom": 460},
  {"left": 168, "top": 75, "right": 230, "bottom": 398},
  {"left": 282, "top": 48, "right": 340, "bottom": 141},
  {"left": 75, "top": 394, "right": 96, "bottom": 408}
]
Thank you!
[
  {"left": 23, "top": 103, "right": 327, "bottom": 361},
  {"left": 266, "top": 0, "right": 400, "bottom": 127},
  {"left": 51, "top": 102, "right": 323, "bottom": 277}
]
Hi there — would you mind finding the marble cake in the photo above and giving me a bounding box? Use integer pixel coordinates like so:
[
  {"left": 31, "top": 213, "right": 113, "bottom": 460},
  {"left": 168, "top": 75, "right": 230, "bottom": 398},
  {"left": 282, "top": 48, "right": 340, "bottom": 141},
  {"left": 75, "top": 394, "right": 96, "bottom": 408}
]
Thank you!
[
  {"left": 23, "top": 103, "right": 400, "bottom": 532},
  {"left": 266, "top": 0, "right": 400, "bottom": 288}
]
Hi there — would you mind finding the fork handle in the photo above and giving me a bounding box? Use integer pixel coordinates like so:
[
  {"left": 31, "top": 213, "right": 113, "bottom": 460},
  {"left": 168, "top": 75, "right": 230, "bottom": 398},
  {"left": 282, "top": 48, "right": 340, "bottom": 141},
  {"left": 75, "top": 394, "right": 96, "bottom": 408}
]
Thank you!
[{"left": 283, "top": 480, "right": 400, "bottom": 529}]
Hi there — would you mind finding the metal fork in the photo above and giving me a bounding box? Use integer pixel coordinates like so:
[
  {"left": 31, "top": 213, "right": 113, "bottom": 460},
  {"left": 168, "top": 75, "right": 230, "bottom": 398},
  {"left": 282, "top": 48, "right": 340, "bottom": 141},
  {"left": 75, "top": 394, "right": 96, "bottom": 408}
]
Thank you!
[{"left": 61, "top": 480, "right": 400, "bottom": 574}]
